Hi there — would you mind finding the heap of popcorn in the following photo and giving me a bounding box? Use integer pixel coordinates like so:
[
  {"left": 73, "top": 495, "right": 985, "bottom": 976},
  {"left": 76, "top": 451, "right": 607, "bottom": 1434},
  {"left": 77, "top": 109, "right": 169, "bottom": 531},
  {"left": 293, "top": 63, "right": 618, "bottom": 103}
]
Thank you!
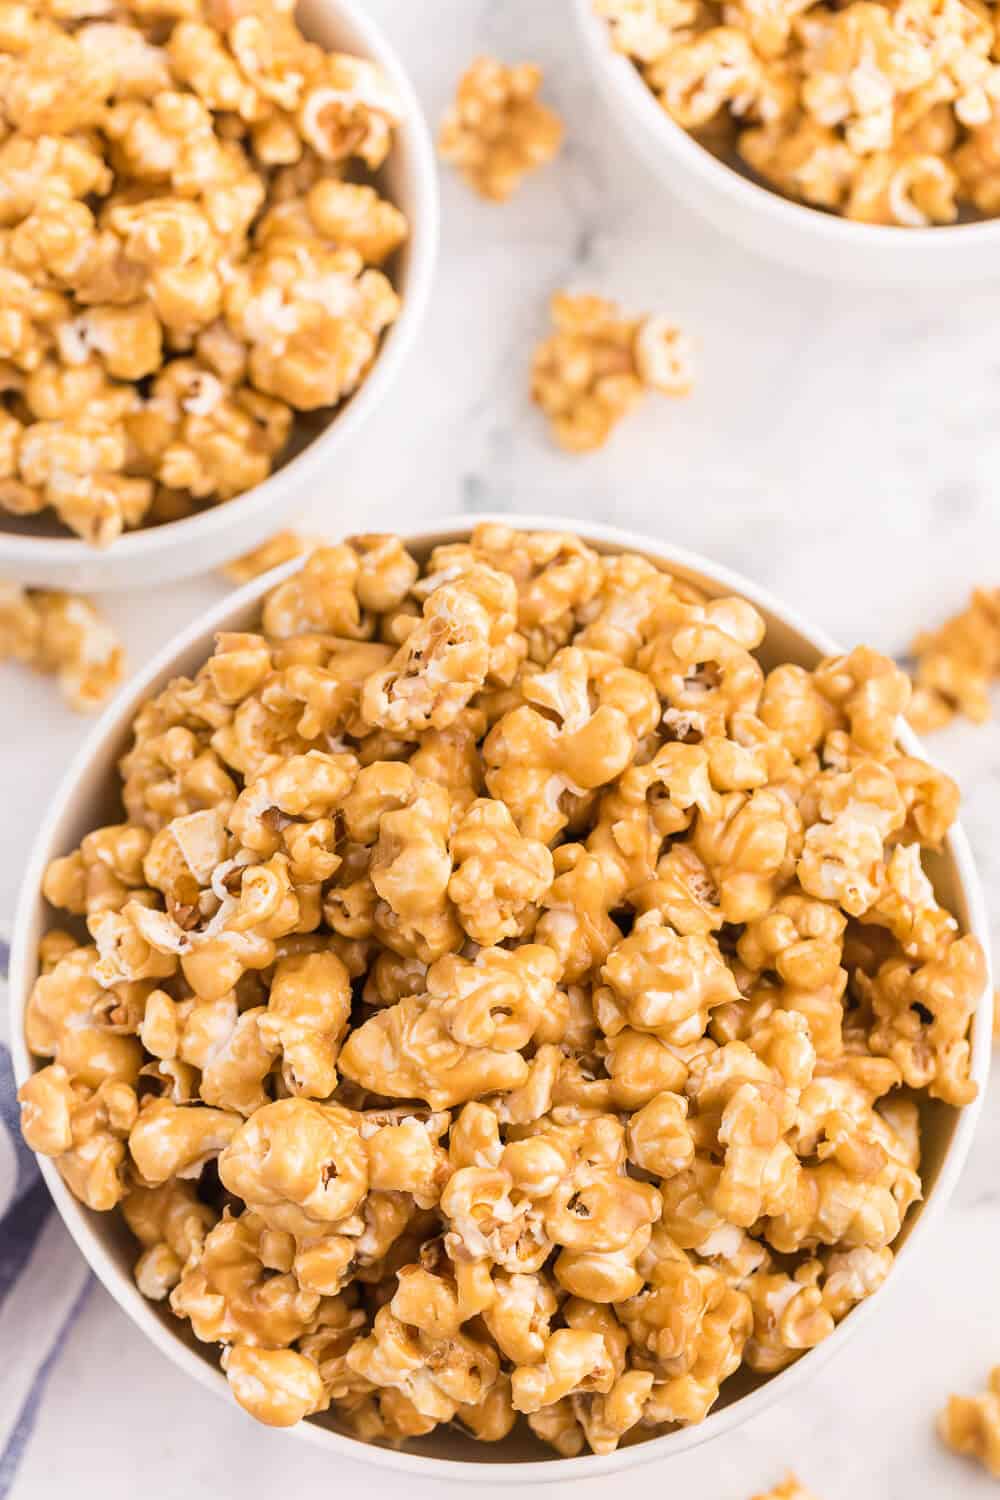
[
  {"left": 597, "top": 0, "right": 1000, "bottom": 226},
  {"left": 18, "top": 524, "right": 985, "bottom": 1457},
  {"left": 0, "top": 0, "right": 407, "bottom": 546}
]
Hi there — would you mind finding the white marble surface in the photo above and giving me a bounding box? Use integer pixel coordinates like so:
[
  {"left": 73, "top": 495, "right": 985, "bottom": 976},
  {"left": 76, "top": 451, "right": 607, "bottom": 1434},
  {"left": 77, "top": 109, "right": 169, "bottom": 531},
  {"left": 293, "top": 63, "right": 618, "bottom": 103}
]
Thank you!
[{"left": 6, "top": 1, "right": 1000, "bottom": 1496}]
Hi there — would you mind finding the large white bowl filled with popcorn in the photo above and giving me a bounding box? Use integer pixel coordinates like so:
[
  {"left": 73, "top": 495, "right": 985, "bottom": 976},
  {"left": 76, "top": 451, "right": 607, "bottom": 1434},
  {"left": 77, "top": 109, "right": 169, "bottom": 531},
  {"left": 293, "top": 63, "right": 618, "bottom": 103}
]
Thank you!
[
  {"left": 8, "top": 516, "right": 992, "bottom": 1479},
  {"left": 0, "top": 0, "right": 438, "bottom": 591},
  {"left": 574, "top": 0, "right": 1000, "bottom": 282}
]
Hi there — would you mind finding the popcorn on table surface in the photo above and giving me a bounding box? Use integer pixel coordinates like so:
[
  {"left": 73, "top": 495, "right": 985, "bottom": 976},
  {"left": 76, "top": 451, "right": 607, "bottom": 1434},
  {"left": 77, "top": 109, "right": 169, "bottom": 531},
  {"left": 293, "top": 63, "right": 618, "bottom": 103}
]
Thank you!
[
  {"left": 222, "top": 529, "right": 321, "bottom": 584},
  {"left": 532, "top": 292, "right": 695, "bottom": 451},
  {"left": 0, "top": 582, "right": 123, "bottom": 711},
  {"left": 751, "top": 1477, "right": 820, "bottom": 1500},
  {"left": 0, "top": 0, "right": 408, "bottom": 549},
  {"left": 595, "top": 0, "right": 1000, "bottom": 226},
  {"left": 439, "top": 57, "right": 563, "bottom": 200},
  {"left": 906, "top": 587, "right": 1000, "bottom": 733},
  {"left": 938, "top": 1367, "right": 1000, "bottom": 1476},
  {"left": 18, "top": 524, "right": 986, "bottom": 1451}
]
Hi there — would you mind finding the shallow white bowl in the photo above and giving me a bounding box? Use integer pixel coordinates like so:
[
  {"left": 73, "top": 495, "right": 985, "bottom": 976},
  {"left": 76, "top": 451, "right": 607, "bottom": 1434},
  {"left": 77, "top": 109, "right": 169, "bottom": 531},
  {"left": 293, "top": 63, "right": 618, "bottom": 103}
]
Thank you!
[
  {"left": 573, "top": 0, "right": 1000, "bottom": 283},
  {"left": 9, "top": 515, "right": 993, "bottom": 1481},
  {"left": 0, "top": 0, "right": 438, "bottom": 592}
]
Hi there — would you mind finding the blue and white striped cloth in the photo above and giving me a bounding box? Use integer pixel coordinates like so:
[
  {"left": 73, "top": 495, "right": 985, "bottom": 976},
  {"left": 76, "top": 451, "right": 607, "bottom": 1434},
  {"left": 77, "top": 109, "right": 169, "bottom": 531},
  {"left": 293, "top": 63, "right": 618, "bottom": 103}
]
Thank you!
[{"left": 0, "top": 926, "right": 93, "bottom": 1498}]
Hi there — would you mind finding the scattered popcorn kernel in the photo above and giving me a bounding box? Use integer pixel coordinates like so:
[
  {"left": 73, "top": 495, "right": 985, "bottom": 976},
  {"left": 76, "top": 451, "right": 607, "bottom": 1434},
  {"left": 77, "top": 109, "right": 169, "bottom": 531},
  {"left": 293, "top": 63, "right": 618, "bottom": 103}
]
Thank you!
[
  {"left": 907, "top": 587, "right": 1000, "bottom": 731},
  {"left": 750, "top": 1478, "right": 821, "bottom": 1500},
  {"left": 939, "top": 1368, "right": 1000, "bottom": 1477},
  {"left": 531, "top": 292, "right": 694, "bottom": 451},
  {"left": 439, "top": 56, "right": 563, "bottom": 200},
  {"left": 0, "top": 584, "right": 123, "bottom": 711},
  {"left": 222, "top": 531, "right": 321, "bottom": 583}
]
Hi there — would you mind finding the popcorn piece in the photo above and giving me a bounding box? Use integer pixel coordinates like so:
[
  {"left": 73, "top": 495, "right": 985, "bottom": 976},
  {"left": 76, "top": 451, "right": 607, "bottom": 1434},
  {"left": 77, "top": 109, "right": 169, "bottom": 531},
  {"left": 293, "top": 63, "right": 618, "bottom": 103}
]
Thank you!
[
  {"left": 439, "top": 57, "right": 563, "bottom": 201},
  {"left": 19, "top": 1064, "right": 137, "bottom": 1210},
  {"left": 597, "top": 0, "right": 702, "bottom": 64},
  {"left": 256, "top": 951, "right": 351, "bottom": 1098},
  {"left": 939, "top": 1367, "right": 1000, "bottom": 1477},
  {"left": 339, "top": 946, "right": 560, "bottom": 1108},
  {"left": 346, "top": 1300, "right": 499, "bottom": 1428},
  {"left": 5, "top": 32, "right": 115, "bottom": 136},
  {"left": 421, "top": 522, "right": 604, "bottom": 660},
  {"left": 23, "top": 942, "right": 143, "bottom": 1089},
  {"left": 298, "top": 53, "right": 402, "bottom": 169},
  {"left": 222, "top": 531, "right": 320, "bottom": 583},
  {"left": 362, "top": 565, "right": 520, "bottom": 736},
  {"left": 485, "top": 646, "right": 659, "bottom": 842},
  {"left": 620, "top": 1256, "right": 752, "bottom": 1423},
  {"left": 171, "top": 1208, "right": 322, "bottom": 1346},
  {"left": 363, "top": 770, "right": 462, "bottom": 962},
  {"left": 223, "top": 1345, "right": 328, "bottom": 1427},
  {"left": 128, "top": 360, "right": 292, "bottom": 502},
  {"left": 305, "top": 180, "right": 408, "bottom": 265},
  {"left": 122, "top": 1180, "right": 216, "bottom": 1300},
  {"left": 650, "top": 27, "right": 762, "bottom": 129},
  {"left": 511, "top": 1328, "right": 616, "bottom": 1412},
  {"left": 750, "top": 1478, "right": 821, "bottom": 1500},
  {"left": 262, "top": 543, "right": 377, "bottom": 641},
  {"left": 907, "top": 587, "right": 1000, "bottom": 731},
  {"left": 224, "top": 239, "right": 399, "bottom": 411},
  {"left": 0, "top": 585, "right": 124, "bottom": 711},
  {"left": 531, "top": 292, "right": 694, "bottom": 452},
  {"left": 858, "top": 933, "right": 986, "bottom": 1105},
  {"left": 129, "top": 1098, "right": 242, "bottom": 1185},
  {"left": 599, "top": 913, "right": 741, "bottom": 1044},
  {"left": 448, "top": 797, "right": 554, "bottom": 945}
]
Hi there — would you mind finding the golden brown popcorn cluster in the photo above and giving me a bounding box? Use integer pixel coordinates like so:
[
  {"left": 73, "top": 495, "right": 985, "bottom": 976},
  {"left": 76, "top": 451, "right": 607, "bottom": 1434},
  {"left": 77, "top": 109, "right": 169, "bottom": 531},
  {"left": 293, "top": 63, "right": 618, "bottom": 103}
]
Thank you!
[
  {"left": 439, "top": 57, "right": 564, "bottom": 200},
  {"left": 532, "top": 293, "right": 694, "bottom": 451},
  {"left": 0, "top": 582, "right": 123, "bottom": 711},
  {"left": 0, "top": 0, "right": 407, "bottom": 547},
  {"left": 19, "top": 525, "right": 986, "bottom": 1452},
  {"left": 596, "top": 0, "right": 1000, "bottom": 225},
  {"left": 939, "top": 1367, "right": 1000, "bottom": 1476},
  {"left": 906, "top": 587, "right": 1000, "bottom": 732}
]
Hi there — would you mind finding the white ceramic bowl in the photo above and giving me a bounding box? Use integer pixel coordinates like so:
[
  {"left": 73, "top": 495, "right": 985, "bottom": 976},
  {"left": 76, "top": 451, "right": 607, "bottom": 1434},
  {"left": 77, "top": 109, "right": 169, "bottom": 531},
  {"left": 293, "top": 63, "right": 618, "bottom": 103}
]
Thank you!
[
  {"left": 9, "top": 516, "right": 993, "bottom": 1481},
  {"left": 0, "top": 0, "right": 438, "bottom": 592},
  {"left": 573, "top": 0, "right": 1000, "bottom": 283}
]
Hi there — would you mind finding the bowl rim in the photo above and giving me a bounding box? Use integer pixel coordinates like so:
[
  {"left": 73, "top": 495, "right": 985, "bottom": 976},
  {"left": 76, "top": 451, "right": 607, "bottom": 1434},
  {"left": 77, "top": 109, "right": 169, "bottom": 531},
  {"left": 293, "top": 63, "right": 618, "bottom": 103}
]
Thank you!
[
  {"left": 0, "top": 0, "right": 440, "bottom": 572},
  {"left": 573, "top": 0, "right": 1000, "bottom": 251},
  {"left": 8, "top": 512, "right": 993, "bottom": 1483}
]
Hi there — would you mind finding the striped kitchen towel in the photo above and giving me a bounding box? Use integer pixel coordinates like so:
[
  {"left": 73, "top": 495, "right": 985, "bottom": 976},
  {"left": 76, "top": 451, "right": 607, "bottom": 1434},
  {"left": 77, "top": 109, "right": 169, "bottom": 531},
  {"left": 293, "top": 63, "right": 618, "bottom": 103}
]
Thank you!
[{"left": 0, "top": 925, "right": 93, "bottom": 1497}]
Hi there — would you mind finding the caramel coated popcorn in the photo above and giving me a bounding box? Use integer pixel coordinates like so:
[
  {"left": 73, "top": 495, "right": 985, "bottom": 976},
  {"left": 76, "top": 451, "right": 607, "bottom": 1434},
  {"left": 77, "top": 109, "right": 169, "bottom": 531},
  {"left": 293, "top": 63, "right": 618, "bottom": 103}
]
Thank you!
[
  {"left": 751, "top": 1479, "right": 820, "bottom": 1500},
  {"left": 0, "top": 2, "right": 407, "bottom": 547},
  {"left": 532, "top": 293, "right": 694, "bottom": 451},
  {"left": 0, "top": 583, "right": 123, "bottom": 711},
  {"left": 19, "top": 525, "right": 985, "bottom": 1456},
  {"left": 906, "top": 586, "right": 1000, "bottom": 732},
  {"left": 939, "top": 1367, "right": 1000, "bottom": 1476},
  {"left": 439, "top": 57, "right": 563, "bottom": 200},
  {"left": 222, "top": 530, "right": 320, "bottom": 584},
  {"left": 596, "top": 0, "right": 1000, "bottom": 224}
]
